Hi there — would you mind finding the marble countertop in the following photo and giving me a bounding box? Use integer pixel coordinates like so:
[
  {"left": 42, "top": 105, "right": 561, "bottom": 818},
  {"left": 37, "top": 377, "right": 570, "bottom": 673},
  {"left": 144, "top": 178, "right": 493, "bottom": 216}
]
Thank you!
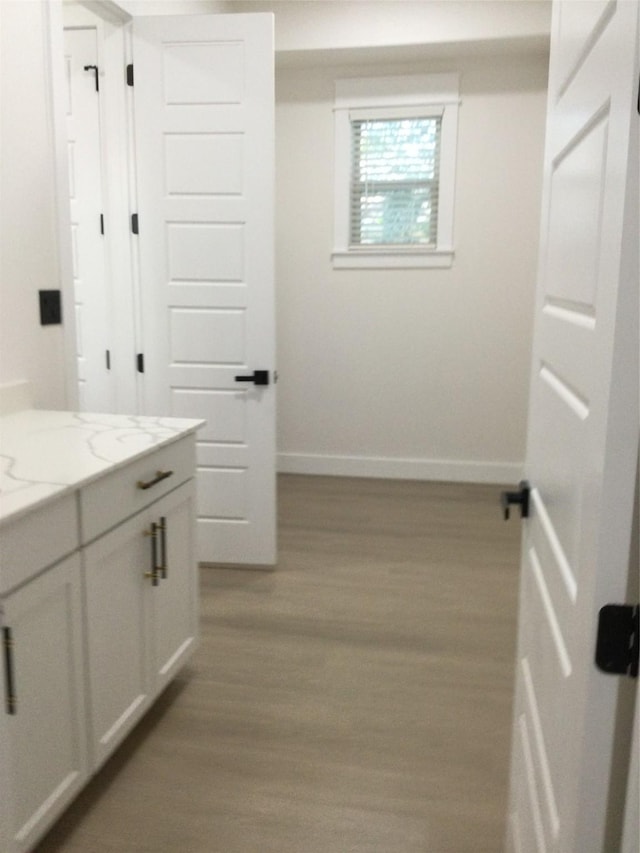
[{"left": 0, "top": 410, "right": 204, "bottom": 525}]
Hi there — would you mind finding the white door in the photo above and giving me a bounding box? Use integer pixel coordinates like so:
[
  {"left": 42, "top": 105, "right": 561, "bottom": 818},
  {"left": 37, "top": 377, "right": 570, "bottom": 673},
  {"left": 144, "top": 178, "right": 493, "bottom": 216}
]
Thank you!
[
  {"left": 63, "top": 26, "right": 114, "bottom": 413},
  {"left": 507, "top": 2, "right": 639, "bottom": 852},
  {"left": 131, "top": 14, "right": 276, "bottom": 566}
]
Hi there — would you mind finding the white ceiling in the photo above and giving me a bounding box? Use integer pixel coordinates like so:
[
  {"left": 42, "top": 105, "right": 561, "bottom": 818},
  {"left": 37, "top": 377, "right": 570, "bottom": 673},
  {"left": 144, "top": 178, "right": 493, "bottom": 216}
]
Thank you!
[{"left": 110, "top": 0, "right": 552, "bottom": 66}]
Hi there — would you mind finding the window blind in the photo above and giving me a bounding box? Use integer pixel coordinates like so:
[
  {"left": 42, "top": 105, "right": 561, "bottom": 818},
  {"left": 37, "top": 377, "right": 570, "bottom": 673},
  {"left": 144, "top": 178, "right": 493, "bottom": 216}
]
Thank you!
[{"left": 349, "top": 116, "right": 442, "bottom": 248}]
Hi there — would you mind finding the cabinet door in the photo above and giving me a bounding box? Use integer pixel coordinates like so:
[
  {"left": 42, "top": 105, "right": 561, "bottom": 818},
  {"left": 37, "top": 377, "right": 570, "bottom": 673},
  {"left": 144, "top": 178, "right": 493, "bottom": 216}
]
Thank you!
[
  {"left": 83, "top": 479, "right": 198, "bottom": 768},
  {"left": 1, "top": 554, "right": 88, "bottom": 853},
  {"left": 83, "top": 510, "right": 153, "bottom": 768},
  {"left": 148, "top": 480, "right": 198, "bottom": 693}
]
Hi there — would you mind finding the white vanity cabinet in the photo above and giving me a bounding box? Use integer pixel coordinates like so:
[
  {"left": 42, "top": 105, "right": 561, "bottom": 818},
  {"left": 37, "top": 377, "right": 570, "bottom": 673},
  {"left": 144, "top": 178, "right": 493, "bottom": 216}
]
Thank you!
[
  {"left": 83, "top": 478, "right": 197, "bottom": 768},
  {"left": 0, "top": 491, "right": 88, "bottom": 853},
  {"left": 0, "top": 411, "right": 202, "bottom": 853}
]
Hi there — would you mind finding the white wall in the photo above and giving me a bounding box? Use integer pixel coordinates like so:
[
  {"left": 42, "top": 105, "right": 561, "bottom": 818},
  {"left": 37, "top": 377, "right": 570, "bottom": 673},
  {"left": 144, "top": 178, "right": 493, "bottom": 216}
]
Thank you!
[
  {"left": 275, "top": 53, "right": 548, "bottom": 482},
  {"left": 215, "top": 1, "right": 551, "bottom": 56},
  {"left": 0, "top": 1, "right": 68, "bottom": 409}
]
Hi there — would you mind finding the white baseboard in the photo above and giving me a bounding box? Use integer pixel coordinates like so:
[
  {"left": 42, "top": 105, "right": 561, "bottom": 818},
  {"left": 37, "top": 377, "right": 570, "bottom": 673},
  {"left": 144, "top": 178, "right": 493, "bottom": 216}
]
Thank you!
[{"left": 277, "top": 452, "right": 523, "bottom": 484}]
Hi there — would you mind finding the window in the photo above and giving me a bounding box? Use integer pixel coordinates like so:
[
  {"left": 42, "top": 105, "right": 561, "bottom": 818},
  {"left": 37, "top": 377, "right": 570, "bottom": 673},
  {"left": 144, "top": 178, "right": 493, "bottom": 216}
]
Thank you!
[
  {"left": 333, "top": 75, "right": 459, "bottom": 269},
  {"left": 350, "top": 113, "right": 441, "bottom": 248}
]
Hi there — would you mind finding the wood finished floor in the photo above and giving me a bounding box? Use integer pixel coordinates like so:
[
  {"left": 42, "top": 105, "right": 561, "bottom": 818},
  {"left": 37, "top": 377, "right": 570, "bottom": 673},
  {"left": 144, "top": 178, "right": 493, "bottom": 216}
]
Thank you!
[{"left": 36, "top": 475, "right": 521, "bottom": 853}]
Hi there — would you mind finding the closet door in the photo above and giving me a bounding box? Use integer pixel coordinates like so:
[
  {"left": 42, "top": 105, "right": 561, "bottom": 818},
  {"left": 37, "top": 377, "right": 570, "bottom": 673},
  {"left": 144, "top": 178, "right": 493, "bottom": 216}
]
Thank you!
[
  {"left": 64, "top": 25, "right": 114, "bottom": 413},
  {"left": 132, "top": 14, "right": 276, "bottom": 565}
]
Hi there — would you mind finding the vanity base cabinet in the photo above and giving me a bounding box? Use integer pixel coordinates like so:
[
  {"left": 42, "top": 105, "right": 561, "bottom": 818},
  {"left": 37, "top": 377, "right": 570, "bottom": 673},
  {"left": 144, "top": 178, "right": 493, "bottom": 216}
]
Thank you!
[
  {"left": 0, "top": 424, "right": 200, "bottom": 853},
  {"left": 1, "top": 554, "right": 88, "bottom": 853},
  {"left": 83, "top": 479, "right": 198, "bottom": 770}
]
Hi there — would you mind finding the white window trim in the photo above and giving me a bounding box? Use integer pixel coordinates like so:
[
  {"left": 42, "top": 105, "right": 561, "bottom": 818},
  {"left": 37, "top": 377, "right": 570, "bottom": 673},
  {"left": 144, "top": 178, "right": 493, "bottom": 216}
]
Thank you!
[{"left": 332, "top": 74, "right": 459, "bottom": 270}]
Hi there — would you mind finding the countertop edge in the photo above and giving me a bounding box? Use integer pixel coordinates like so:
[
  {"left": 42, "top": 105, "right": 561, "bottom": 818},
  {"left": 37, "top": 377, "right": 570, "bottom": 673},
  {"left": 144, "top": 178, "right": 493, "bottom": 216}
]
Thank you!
[{"left": 0, "top": 413, "right": 205, "bottom": 528}]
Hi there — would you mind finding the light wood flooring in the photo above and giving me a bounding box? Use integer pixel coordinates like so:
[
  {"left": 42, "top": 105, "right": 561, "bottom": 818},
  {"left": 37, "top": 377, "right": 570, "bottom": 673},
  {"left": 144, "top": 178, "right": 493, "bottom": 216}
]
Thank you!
[{"left": 36, "top": 474, "right": 522, "bottom": 853}]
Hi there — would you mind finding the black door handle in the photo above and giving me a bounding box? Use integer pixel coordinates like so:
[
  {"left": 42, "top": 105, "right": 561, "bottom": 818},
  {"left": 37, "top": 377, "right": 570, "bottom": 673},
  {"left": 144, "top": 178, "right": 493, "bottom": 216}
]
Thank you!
[
  {"left": 234, "top": 370, "right": 269, "bottom": 386},
  {"left": 83, "top": 64, "right": 99, "bottom": 92},
  {"left": 501, "top": 480, "right": 530, "bottom": 520}
]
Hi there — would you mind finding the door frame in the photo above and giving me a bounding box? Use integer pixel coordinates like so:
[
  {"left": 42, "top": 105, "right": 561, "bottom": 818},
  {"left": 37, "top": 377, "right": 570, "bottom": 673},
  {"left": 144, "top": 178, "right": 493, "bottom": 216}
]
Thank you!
[{"left": 47, "top": 0, "right": 80, "bottom": 411}]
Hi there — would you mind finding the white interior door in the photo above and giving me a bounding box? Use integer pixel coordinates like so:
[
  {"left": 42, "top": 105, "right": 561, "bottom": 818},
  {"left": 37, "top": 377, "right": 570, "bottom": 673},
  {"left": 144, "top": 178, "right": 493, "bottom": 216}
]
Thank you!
[
  {"left": 131, "top": 14, "right": 276, "bottom": 566},
  {"left": 507, "top": 2, "right": 639, "bottom": 852},
  {"left": 63, "top": 26, "right": 114, "bottom": 413}
]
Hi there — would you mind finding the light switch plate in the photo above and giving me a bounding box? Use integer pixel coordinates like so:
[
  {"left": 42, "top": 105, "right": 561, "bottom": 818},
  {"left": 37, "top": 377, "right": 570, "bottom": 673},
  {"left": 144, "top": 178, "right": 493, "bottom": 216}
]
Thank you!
[{"left": 39, "top": 290, "right": 62, "bottom": 325}]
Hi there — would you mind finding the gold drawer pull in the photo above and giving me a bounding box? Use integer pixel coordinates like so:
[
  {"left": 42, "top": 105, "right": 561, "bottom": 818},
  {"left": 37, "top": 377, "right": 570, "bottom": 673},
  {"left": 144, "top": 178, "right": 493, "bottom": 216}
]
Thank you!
[{"left": 137, "top": 470, "right": 173, "bottom": 491}]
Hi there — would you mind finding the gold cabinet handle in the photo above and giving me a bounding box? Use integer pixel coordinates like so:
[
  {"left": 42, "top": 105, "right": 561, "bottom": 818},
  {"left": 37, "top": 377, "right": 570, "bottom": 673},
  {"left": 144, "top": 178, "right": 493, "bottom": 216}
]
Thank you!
[
  {"left": 143, "top": 523, "right": 159, "bottom": 586},
  {"left": 2, "top": 627, "right": 17, "bottom": 715},
  {"left": 137, "top": 470, "right": 173, "bottom": 491},
  {"left": 158, "top": 517, "right": 167, "bottom": 579}
]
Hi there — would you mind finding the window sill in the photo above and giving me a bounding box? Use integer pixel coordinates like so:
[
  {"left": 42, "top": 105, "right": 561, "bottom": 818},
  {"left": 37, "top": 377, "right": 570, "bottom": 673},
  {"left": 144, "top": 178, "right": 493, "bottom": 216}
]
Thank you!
[{"left": 331, "top": 249, "right": 454, "bottom": 270}]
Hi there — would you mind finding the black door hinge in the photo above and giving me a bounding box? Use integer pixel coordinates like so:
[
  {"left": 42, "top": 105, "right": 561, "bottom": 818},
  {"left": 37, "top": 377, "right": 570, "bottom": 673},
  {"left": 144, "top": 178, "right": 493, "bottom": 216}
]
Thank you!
[
  {"left": 595, "top": 604, "right": 639, "bottom": 678},
  {"left": 131, "top": 213, "right": 139, "bottom": 235},
  {"left": 136, "top": 353, "right": 144, "bottom": 373},
  {"left": 100, "top": 213, "right": 104, "bottom": 235},
  {"left": 106, "top": 350, "right": 111, "bottom": 370},
  {"left": 126, "top": 64, "right": 134, "bottom": 87}
]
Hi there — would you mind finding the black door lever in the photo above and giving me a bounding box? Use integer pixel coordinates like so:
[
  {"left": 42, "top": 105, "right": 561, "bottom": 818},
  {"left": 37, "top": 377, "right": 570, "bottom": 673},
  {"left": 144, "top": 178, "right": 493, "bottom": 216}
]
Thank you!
[
  {"left": 234, "top": 370, "right": 269, "bottom": 386},
  {"left": 83, "top": 64, "right": 99, "bottom": 92},
  {"left": 501, "top": 481, "right": 530, "bottom": 520}
]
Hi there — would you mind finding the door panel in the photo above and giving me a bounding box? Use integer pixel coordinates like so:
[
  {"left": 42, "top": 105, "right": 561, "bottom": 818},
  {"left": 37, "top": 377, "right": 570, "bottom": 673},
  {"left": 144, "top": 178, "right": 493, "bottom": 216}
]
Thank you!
[
  {"left": 63, "top": 26, "right": 113, "bottom": 413},
  {"left": 171, "top": 389, "right": 245, "bottom": 443},
  {"left": 167, "top": 224, "right": 244, "bottom": 282},
  {"left": 162, "top": 42, "right": 244, "bottom": 104},
  {"left": 555, "top": 0, "right": 614, "bottom": 91},
  {"left": 507, "top": 1, "right": 639, "bottom": 851},
  {"left": 197, "top": 468, "right": 247, "bottom": 519},
  {"left": 132, "top": 14, "right": 276, "bottom": 565},
  {"left": 545, "top": 113, "right": 608, "bottom": 308},
  {"left": 170, "top": 309, "right": 246, "bottom": 363},
  {"left": 165, "top": 133, "right": 244, "bottom": 195}
]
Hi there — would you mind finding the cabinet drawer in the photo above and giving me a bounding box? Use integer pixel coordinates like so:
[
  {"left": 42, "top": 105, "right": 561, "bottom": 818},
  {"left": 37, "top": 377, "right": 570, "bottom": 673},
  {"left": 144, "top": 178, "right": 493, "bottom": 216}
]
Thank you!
[
  {"left": 0, "top": 494, "right": 79, "bottom": 594},
  {"left": 80, "top": 435, "right": 196, "bottom": 543}
]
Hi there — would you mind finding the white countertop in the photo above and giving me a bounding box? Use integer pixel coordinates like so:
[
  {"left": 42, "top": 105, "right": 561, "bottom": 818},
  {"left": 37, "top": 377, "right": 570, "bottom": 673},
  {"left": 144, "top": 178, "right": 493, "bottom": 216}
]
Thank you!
[{"left": 0, "top": 410, "right": 204, "bottom": 525}]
